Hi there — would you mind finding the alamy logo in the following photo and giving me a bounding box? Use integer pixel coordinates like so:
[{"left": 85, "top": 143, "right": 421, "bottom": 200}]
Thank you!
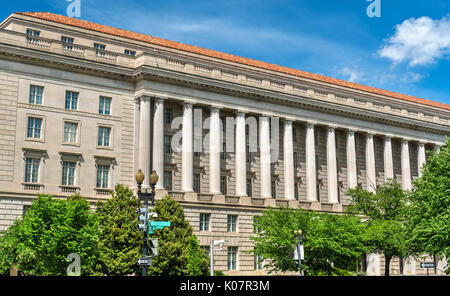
[
  {"left": 66, "top": 253, "right": 81, "bottom": 276},
  {"left": 366, "top": 0, "right": 381, "bottom": 18},
  {"left": 66, "top": 0, "right": 81, "bottom": 18}
]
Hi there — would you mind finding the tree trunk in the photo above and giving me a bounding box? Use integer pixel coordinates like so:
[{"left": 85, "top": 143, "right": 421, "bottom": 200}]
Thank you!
[{"left": 384, "top": 256, "right": 391, "bottom": 276}]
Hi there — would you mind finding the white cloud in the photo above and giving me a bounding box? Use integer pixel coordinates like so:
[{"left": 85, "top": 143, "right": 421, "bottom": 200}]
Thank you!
[{"left": 378, "top": 14, "right": 450, "bottom": 66}]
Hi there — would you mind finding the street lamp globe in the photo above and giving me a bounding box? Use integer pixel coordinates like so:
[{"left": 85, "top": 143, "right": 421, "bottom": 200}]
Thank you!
[
  {"left": 294, "top": 229, "right": 302, "bottom": 236},
  {"left": 149, "top": 170, "right": 159, "bottom": 186},
  {"left": 135, "top": 169, "right": 145, "bottom": 185}
]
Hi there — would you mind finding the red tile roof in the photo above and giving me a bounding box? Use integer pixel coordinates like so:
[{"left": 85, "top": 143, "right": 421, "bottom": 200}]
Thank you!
[{"left": 14, "top": 12, "right": 450, "bottom": 111}]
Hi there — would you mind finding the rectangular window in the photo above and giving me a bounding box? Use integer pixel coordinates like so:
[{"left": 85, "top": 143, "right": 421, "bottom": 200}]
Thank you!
[
  {"left": 294, "top": 151, "right": 298, "bottom": 169},
  {"left": 295, "top": 182, "right": 299, "bottom": 200},
  {"left": 254, "top": 254, "right": 263, "bottom": 270},
  {"left": 246, "top": 145, "right": 251, "bottom": 164},
  {"left": 199, "top": 213, "right": 210, "bottom": 231},
  {"left": 220, "top": 142, "right": 226, "bottom": 160},
  {"left": 64, "top": 122, "right": 78, "bottom": 143},
  {"left": 220, "top": 176, "right": 227, "bottom": 195},
  {"left": 227, "top": 215, "right": 237, "bottom": 232},
  {"left": 194, "top": 138, "right": 201, "bottom": 157},
  {"left": 193, "top": 174, "right": 200, "bottom": 193},
  {"left": 227, "top": 247, "right": 237, "bottom": 271},
  {"left": 124, "top": 49, "right": 136, "bottom": 56},
  {"left": 246, "top": 178, "right": 252, "bottom": 197},
  {"left": 164, "top": 171, "right": 172, "bottom": 190},
  {"left": 96, "top": 165, "right": 110, "bottom": 188},
  {"left": 26, "top": 29, "right": 40, "bottom": 36},
  {"left": 94, "top": 43, "right": 106, "bottom": 57},
  {"left": 164, "top": 135, "right": 171, "bottom": 154},
  {"left": 98, "top": 126, "right": 111, "bottom": 147},
  {"left": 24, "top": 158, "right": 40, "bottom": 183},
  {"left": 29, "top": 85, "right": 43, "bottom": 104},
  {"left": 271, "top": 180, "right": 276, "bottom": 198},
  {"left": 61, "top": 161, "right": 76, "bottom": 186},
  {"left": 65, "top": 91, "right": 78, "bottom": 110},
  {"left": 293, "top": 126, "right": 297, "bottom": 142},
  {"left": 164, "top": 107, "right": 171, "bottom": 124},
  {"left": 99, "top": 96, "right": 111, "bottom": 115},
  {"left": 61, "top": 36, "right": 74, "bottom": 50},
  {"left": 27, "top": 117, "right": 42, "bottom": 139}
]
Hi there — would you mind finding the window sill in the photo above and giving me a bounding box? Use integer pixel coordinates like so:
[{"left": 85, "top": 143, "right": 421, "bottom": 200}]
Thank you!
[
  {"left": 96, "top": 145, "right": 114, "bottom": 151},
  {"left": 62, "top": 142, "right": 80, "bottom": 147},
  {"left": 21, "top": 183, "right": 44, "bottom": 191},
  {"left": 59, "top": 185, "right": 80, "bottom": 194},
  {"left": 94, "top": 188, "right": 112, "bottom": 196},
  {"left": 25, "top": 137, "right": 45, "bottom": 143}
]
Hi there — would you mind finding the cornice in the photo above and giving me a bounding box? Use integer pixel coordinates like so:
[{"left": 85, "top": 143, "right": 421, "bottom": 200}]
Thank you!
[{"left": 0, "top": 28, "right": 448, "bottom": 137}]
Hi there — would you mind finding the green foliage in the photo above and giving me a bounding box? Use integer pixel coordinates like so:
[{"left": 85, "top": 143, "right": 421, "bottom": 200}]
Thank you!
[
  {"left": 345, "top": 179, "right": 409, "bottom": 275},
  {"left": 186, "top": 235, "right": 209, "bottom": 276},
  {"left": 148, "top": 195, "right": 203, "bottom": 276},
  {"left": 305, "top": 213, "right": 368, "bottom": 275},
  {"left": 0, "top": 194, "right": 99, "bottom": 275},
  {"left": 365, "top": 219, "right": 408, "bottom": 262},
  {"left": 346, "top": 179, "right": 407, "bottom": 221},
  {"left": 407, "top": 138, "right": 450, "bottom": 273},
  {"left": 250, "top": 207, "right": 367, "bottom": 275},
  {"left": 94, "top": 184, "right": 143, "bottom": 275}
]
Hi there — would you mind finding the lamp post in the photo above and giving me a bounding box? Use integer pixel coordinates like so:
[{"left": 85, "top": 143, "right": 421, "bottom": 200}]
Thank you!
[
  {"left": 209, "top": 240, "right": 225, "bottom": 276},
  {"left": 294, "top": 229, "right": 303, "bottom": 276},
  {"left": 135, "top": 169, "right": 159, "bottom": 276}
]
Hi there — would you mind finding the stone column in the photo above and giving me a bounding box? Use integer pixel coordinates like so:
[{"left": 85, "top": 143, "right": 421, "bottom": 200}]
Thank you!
[
  {"left": 139, "top": 96, "right": 151, "bottom": 187},
  {"left": 235, "top": 112, "right": 247, "bottom": 196},
  {"left": 417, "top": 142, "right": 426, "bottom": 178},
  {"left": 259, "top": 116, "right": 271, "bottom": 198},
  {"left": 153, "top": 98, "right": 164, "bottom": 189},
  {"left": 365, "top": 133, "right": 376, "bottom": 193},
  {"left": 401, "top": 139, "right": 412, "bottom": 191},
  {"left": 283, "top": 120, "right": 295, "bottom": 200},
  {"left": 384, "top": 136, "right": 394, "bottom": 181},
  {"left": 305, "top": 123, "right": 317, "bottom": 201},
  {"left": 346, "top": 130, "right": 357, "bottom": 189},
  {"left": 327, "top": 127, "right": 338, "bottom": 203},
  {"left": 209, "top": 107, "right": 221, "bottom": 194},
  {"left": 182, "top": 103, "right": 193, "bottom": 192},
  {"left": 134, "top": 98, "right": 140, "bottom": 184}
]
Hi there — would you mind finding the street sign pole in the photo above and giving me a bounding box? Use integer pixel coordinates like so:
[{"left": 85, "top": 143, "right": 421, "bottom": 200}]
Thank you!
[{"left": 210, "top": 240, "right": 214, "bottom": 276}]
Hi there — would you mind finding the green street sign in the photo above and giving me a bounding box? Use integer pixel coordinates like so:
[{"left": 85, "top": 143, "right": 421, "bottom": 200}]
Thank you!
[{"left": 148, "top": 221, "right": 171, "bottom": 234}]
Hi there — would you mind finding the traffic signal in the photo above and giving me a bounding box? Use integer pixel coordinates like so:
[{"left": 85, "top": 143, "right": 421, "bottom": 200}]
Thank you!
[
  {"left": 149, "top": 238, "right": 158, "bottom": 257},
  {"left": 138, "top": 207, "right": 148, "bottom": 232}
]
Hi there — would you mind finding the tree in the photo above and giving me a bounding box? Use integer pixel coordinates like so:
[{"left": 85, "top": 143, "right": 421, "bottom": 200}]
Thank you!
[
  {"left": 251, "top": 207, "right": 367, "bottom": 275},
  {"left": 148, "top": 195, "right": 205, "bottom": 275},
  {"left": 407, "top": 138, "right": 450, "bottom": 274},
  {"left": 0, "top": 194, "right": 99, "bottom": 275},
  {"left": 345, "top": 179, "right": 409, "bottom": 276},
  {"left": 186, "top": 235, "right": 209, "bottom": 276},
  {"left": 364, "top": 219, "right": 408, "bottom": 276},
  {"left": 94, "top": 184, "right": 143, "bottom": 275}
]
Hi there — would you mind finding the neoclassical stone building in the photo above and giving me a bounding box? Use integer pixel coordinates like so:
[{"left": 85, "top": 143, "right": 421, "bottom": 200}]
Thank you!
[{"left": 0, "top": 12, "right": 448, "bottom": 275}]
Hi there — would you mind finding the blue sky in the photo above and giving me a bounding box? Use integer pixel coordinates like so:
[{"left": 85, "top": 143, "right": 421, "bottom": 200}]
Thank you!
[{"left": 2, "top": 0, "right": 450, "bottom": 104}]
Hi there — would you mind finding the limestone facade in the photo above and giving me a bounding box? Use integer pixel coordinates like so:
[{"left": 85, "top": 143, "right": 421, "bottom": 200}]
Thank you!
[{"left": 0, "top": 12, "right": 449, "bottom": 275}]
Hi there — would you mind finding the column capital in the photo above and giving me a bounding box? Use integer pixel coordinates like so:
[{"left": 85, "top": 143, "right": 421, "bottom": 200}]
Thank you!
[
  {"left": 283, "top": 116, "right": 296, "bottom": 122},
  {"left": 183, "top": 99, "right": 197, "bottom": 106},
  {"left": 259, "top": 111, "right": 274, "bottom": 118},
  {"left": 209, "top": 104, "right": 224, "bottom": 111},
  {"left": 139, "top": 95, "right": 152, "bottom": 103}
]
